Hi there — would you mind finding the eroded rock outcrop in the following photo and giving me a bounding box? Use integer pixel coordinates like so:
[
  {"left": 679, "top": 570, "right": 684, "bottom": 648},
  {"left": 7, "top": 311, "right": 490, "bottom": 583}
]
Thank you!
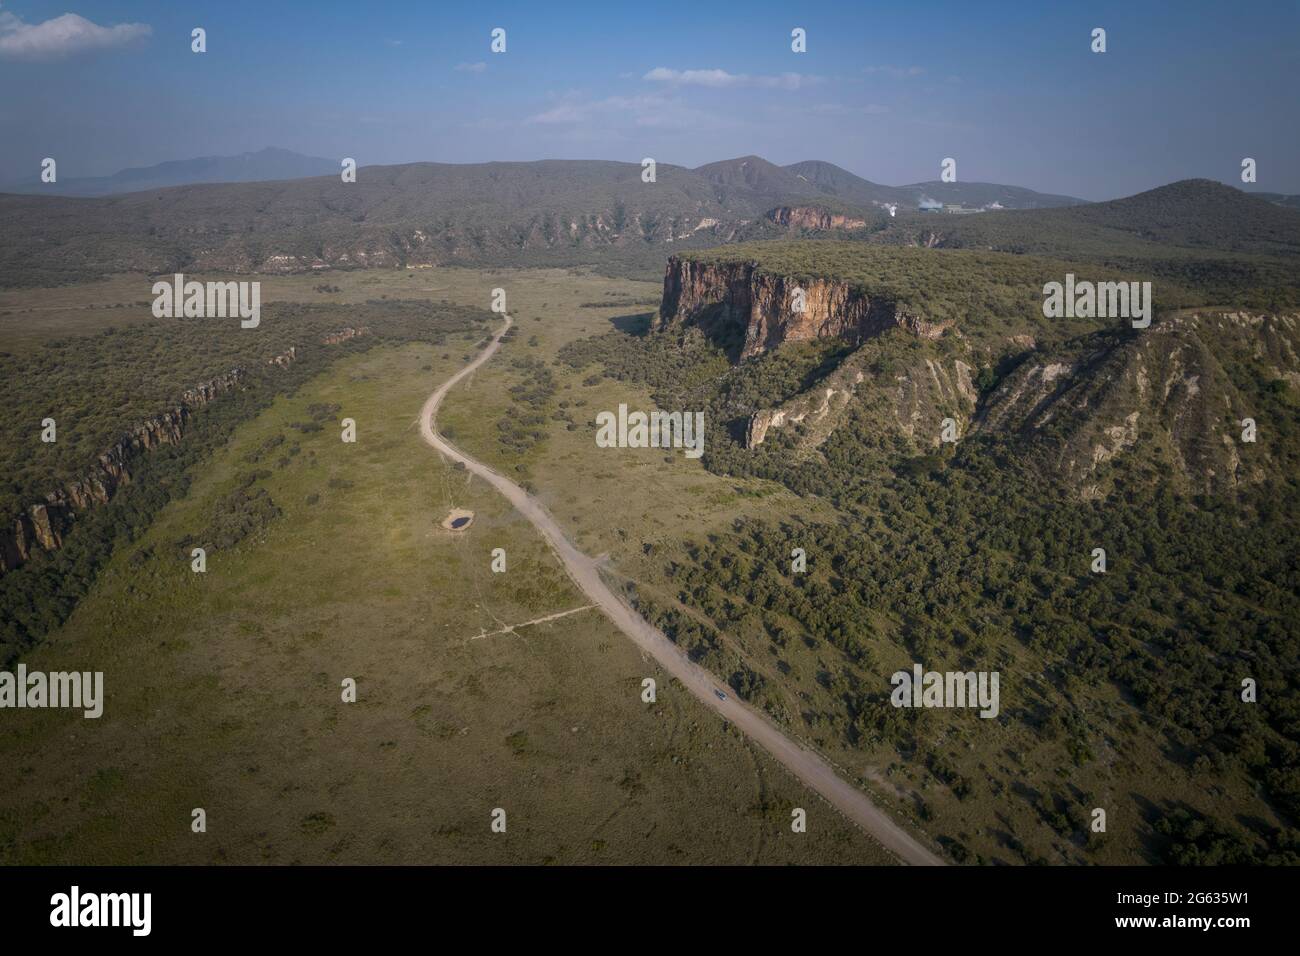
[
  {"left": 766, "top": 206, "right": 866, "bottom": 231},
  {"left": 268, "top": 346, "right": 297, "bottom": 368},
  {"left": 0, "top": 368, "right": 246, "bottom": 574},
  {"left": 974, "top": 311, "right": 1298, "bottom": 494},
  {"left": 657, "top": 256, "right": 947, "bottom": 361},
  {"left": 321, "top": 326, "right": 370, "bottom": 345},
  {"left": 745, "top": 366, "right": 866, "bottom": 448}
]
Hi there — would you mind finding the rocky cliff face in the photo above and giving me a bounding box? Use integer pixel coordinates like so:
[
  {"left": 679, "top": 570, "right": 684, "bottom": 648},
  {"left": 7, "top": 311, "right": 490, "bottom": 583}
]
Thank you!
[
  {"left": 0, "top": 368, "right": 246, "bottom": 574},
  {"left": 766, "top": 206, "right": 866, "bottom": 231},
  {"left": 657, "top": 256, "right": 946, "bottom": 361}
]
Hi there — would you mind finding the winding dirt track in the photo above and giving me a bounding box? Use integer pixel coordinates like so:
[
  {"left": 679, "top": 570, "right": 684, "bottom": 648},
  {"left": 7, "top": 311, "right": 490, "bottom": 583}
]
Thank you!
[{"left": 419, "top": 315, "right": 944, "bottom": 866}]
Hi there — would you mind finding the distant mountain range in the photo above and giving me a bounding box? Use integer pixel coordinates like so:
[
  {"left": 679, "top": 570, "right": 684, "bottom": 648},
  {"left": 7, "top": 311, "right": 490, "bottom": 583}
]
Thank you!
[
  {"left": 779, "top": 158, "right": 1084, "bottom": 209},
  {"left": 2, "top": 153, "right": 1298, "bottom": 288},
  {"left": 899, "top": 179, "right": 1300, "bottom": 260},
  {"left": 3, "top": 148, "right": 1083, "bottom": 208},
  {"left": 1, "top": 148, "right": 338, "bottom": 197}
]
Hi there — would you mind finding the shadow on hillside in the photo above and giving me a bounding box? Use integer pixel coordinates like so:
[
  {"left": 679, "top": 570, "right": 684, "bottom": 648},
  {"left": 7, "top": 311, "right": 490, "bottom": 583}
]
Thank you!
[{"left": 606, "top": 311, "right": 653, "bottom": 336}]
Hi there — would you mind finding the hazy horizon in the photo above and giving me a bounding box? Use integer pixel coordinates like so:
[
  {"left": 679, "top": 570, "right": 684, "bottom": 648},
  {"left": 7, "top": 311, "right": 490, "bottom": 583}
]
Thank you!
[{"left": 5, "top": 144, "right": 1297, "bottom": 206}]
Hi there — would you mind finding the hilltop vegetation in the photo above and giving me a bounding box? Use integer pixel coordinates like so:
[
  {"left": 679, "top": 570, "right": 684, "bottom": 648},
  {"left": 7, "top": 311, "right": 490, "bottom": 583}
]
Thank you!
[
  {"left": 0, "top": 156, "right": 1088, "bottom": 288},
  {"left": 877, "top": 181, "right": 1300, "bottom": 310},
  {"left": 678, "top": 241, "right": 1208, "bottom": 349}
]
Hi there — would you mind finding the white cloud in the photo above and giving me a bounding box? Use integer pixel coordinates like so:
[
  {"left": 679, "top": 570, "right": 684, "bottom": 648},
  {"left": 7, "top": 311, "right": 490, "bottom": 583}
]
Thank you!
[
  {"left": 527, "top": 93, "right": 727, "bottom": 131},
  {"left": 0, "top": 7, "right": 151, "bottom": 60},
  {"left": 862, "top": 65, "right": 925, "bottom": 78},
  {"left": 454, "top": 61, "right": 486, "bottom": 73},
  {"left": 642, "top": 67, "right": 819, "bottom": 91}
]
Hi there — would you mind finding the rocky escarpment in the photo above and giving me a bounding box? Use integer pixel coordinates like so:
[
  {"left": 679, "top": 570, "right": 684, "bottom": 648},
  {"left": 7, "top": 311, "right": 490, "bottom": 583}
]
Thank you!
[
  {"left": 0, "top": 321, "right": 388, "bottom": 575},
  {"left": 657, "top": 256, "right": 946, "bottom": 361},
  {"left": 974, "top": 311, "right": 1298, "bottom": 495},
  {"left": 0, "top": 368, "right": 246, "bottom": 574},
  {"left": 766, "top": 206, "right": 867, "bottom": 231}
]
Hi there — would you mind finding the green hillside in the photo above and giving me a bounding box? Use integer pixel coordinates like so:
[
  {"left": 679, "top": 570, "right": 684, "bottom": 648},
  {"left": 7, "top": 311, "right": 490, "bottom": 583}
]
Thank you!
[{"left": 0, "top": 156, "right": 1098, "bottom": 288}]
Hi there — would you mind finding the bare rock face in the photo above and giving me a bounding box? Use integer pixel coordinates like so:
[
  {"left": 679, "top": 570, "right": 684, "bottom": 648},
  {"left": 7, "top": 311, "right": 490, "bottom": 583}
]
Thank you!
[
  {"left": 28, "top": 504, "right": 62, "bottom": 551},
  {"left": 0, "top": 367, "right": 246, "bottom": 575},
  {"left": 766, "top": 206, "right": 867, "bottom": 231},
  {"left": 657, "top": 256, "right": 946, "bottom": 361},
  {"left": 268, "top": 346, "right": 297, "bottom": 368},
  {"left": 321, "top": 326, "right": 371, "bottom": 345},
  {"left": 745, "top": 366, "right": 868, "bottom": 449},
  {"left": 745, "top": 409, "right": 782, "bottom": 448}
]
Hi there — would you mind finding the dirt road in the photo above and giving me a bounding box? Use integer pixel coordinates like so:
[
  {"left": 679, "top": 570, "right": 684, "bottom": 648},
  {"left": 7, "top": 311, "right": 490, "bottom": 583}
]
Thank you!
[{"left": 418, "top": 314, "right": 945, "bottom": 866}]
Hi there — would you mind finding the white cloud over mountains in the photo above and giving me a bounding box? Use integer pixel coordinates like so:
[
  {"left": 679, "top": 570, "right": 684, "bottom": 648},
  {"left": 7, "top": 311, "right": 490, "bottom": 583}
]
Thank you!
[{"left": 0, "top": 6, "right": 151, "bottom": 59}]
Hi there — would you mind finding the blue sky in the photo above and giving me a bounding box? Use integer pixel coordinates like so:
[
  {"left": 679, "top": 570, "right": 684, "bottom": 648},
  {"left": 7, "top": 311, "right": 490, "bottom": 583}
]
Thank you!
[{"left": 1, "top": 0, "right": 1297, "bottom": 199}]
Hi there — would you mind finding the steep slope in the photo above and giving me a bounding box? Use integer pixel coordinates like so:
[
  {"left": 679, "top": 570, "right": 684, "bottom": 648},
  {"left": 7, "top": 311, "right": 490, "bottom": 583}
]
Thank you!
[
  {"left": 656, "top": 252, "right": 947, "bottom": 361},
  {"left": 975, "top": 310, "right": 1298, "bottom": 495},
  {"left": 692, "top": 155, "right": 823, "bottom": 203}
]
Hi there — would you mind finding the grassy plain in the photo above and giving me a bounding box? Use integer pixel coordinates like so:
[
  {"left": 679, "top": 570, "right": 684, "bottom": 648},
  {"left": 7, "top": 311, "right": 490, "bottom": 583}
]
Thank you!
[{"left": 0, "top": 273, "right": 893, "bottom": 864}]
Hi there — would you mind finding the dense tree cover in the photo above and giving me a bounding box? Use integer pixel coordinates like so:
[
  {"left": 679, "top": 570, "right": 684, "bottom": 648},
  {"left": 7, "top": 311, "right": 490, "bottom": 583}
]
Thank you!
[
  {"left": 1156, "top": 808, "right": 1300, "bottom": 865},
  {"left": 0, "top": 158, "right": 811, "bottom": 288},
  {"left": 646, "top": 446, "right": 1300, "bottom": 859},
  {"left": 0, "top": 300, "right": 489, "bottom": 664},
  {"left": 928, "top": 180, "right": 1300, "bottom": 259},
  {"left": 191, "top": 469, "right": 282, "bottom": 551},
  {"left": 564, "top": 297, "right": 1300, "bottom": 861}
]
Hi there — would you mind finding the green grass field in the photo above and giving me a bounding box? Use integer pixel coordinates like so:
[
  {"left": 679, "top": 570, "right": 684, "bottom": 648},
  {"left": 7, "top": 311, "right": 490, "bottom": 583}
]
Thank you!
[{"left": 0, "top": 280, "right": 893, "bottom": 864}]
